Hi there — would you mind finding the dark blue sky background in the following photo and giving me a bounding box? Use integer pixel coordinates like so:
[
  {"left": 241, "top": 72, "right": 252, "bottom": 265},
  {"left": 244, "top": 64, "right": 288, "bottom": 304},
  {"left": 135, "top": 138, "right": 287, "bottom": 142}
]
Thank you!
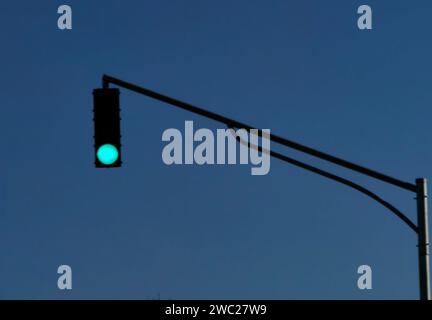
[{"left": 1, "top": 0, "right": 432, "bottom": 299}]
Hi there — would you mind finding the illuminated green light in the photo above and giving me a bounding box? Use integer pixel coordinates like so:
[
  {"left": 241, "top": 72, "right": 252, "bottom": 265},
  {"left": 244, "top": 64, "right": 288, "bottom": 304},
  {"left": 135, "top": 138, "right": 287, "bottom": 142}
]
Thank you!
[{"left": 97, "top": 144, "right": 119, "bottom": 165}]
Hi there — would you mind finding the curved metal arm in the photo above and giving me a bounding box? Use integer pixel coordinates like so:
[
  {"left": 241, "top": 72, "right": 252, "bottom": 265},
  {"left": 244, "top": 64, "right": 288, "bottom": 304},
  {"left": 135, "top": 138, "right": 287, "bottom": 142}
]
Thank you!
[
  {"left": 101, "top": 74, "right": 418, "bottom": 233},
  {"left": 230, "top": 129, "right": 418, "bottom": 233},
  {"left": 103, "top": 74, "right": 416, "bottom": 193}
]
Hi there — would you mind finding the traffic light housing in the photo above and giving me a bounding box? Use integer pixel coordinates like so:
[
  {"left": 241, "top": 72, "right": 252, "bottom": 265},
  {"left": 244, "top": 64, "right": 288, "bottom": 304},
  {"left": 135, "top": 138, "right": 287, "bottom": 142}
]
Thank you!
[{"left": 93, "top": 88, "right": 122, "bottom": 168}]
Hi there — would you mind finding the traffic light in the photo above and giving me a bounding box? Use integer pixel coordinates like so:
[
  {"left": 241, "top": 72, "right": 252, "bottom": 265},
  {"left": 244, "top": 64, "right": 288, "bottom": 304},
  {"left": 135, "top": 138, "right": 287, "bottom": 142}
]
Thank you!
[{"left": 93, "top": 88, "right": 122, "bottom": 168}]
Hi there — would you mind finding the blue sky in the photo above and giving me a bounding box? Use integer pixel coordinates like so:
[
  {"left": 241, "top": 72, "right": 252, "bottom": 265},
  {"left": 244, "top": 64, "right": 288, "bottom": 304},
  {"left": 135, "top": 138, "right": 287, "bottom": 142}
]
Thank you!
[{"left": 1, "top": 0, "right": 432, "bottom": 299}]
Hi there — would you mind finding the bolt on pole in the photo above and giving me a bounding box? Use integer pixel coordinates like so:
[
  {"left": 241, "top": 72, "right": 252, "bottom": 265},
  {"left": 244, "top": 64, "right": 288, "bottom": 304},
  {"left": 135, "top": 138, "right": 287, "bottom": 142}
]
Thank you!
[{"left": 416, "top": 178, "right": 431, "bottom": 300}]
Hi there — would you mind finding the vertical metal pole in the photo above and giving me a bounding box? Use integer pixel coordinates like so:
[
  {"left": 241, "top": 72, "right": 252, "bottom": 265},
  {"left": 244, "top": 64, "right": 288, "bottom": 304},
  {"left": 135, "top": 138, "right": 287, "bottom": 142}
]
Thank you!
[{"left": 416, "top": 178, "right": 431, "bottom": 300}]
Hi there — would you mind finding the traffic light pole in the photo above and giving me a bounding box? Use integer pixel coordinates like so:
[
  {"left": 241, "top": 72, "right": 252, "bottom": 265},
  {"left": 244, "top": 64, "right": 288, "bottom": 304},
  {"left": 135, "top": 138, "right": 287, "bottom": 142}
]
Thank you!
[
  {"left": 99, "top": 74, "right": 430, "bottom": 300},
  {"left": 417, "top": 178, "right": 431, "bottom": 299}
]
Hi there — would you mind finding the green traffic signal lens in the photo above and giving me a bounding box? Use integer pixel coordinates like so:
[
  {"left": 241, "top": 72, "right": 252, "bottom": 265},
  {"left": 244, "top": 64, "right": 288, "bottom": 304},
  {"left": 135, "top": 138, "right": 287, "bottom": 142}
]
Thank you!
[{"left": 97, "top": 144, "right": 119, "bottom": 165}]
